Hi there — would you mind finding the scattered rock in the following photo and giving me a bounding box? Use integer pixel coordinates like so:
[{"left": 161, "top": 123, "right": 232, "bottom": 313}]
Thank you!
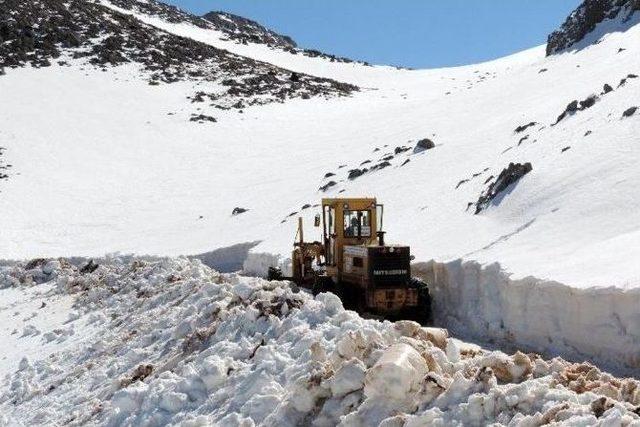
[
  {"left": 584, "top": 130, "right": 592, "bottom": 136},
  {"left": 413, "top": 138, "right": 435, "bottom": 153},
  {"left": 561, "top": 146, "right": 571, "bottom": 153},
  {"left": 538, "top": 68, "right": 548, "bottom": 73},
  {"left": 456, "top": 179, "right": 469, "bottom": 189},
  {"left": 319, "top": 181, "right": 337, "bottom": 192},
  {"left": 190, "top": 114, "right": 217, "bottom": 123},
  {"left": 394, "top": 146, "right": 410, "bottom": 155},
  {"left": 474, "top": 163, "right": 533, "bottom": 214},
  {"left": 401, "top": 159, "right": 410, "bottom": 167},
  {"left": 622, "top": 106, "right": 637, "bottom": 118},
  {"left": 324, "top": 172, "right": 335, "bottom": 179},
  {"left": 232, "top": 207, "right": 248, "bottom": 216},
  {"left": 554, "top": 96, "right": 598, "bottom": 125},
  {"left": 514, "top": 122, "right": 537, "bottom": 133},
  {"left": 602, "top": 83, "right": 613, "bottom": 94},
  {"left": 579, "top": 95, "right": 597, "bottom": 109},
  {"left": 348, "top": 169, "right": 367, "bottom": 180},
  {"left": 371, "top": 161, "right": 391, "bottom": 171}
]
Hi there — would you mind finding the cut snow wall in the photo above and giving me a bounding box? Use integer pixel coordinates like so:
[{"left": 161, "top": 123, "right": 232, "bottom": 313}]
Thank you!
[{"left": 413, "top": 260, "right": 640, "bottom": 374}]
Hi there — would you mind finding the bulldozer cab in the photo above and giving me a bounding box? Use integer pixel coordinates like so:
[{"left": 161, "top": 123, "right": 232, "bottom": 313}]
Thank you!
[{"left": 321, "top": 198, "right": 383, "bottom": 280}]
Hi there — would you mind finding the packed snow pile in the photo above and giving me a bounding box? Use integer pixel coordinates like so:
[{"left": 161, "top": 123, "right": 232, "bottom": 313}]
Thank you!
[{"left": 2, "top": 258, "right": 640, "bottom": 426}]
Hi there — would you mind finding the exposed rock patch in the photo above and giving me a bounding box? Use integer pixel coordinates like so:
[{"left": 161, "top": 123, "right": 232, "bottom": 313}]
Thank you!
[
  {"left": 319, "top": 181, "right": 337, "bottom": 192},
  {"left": 554, "top": 95, "right": 599, "bottom": 125},
  {"left": 474, "top": 163, "right": 533, "bottom": 214},
  {"left": 514, "top": 122, "right": 537, "bottom": 133},
  {"left": 413, "top": 138, "right": 435, "bottom": 153},
  {"left": 622, "top": 106, "right": 638, "bottom": 118},
  {"left": 232, "top": 207, "right": 249, "bottom": 216},
  {"left": 0, "top": 0, "right": 357, "bottom": 109},
  {"left": 547, "top": 0, "right": 640, "bottom": 55}
]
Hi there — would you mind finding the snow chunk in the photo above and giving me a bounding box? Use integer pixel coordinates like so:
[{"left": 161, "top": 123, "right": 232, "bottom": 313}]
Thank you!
[{"left": 364, "top": 343, "right": 427, "bottom": 400}]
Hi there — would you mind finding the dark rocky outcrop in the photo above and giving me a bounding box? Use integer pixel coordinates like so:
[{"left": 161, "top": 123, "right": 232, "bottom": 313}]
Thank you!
[
  {"left": 348, "top": 168, "right": 367, "bottom": 180},
  {"left": 0, "top": 0, "right": 357, "bottom": 107},
  {"left": 622, "top": 106, "right": 638, "bottom": 117},
  {"left": 190, "top": 114, "right": 217, "bottom": 123},
  {"left": 547, "top": 0, "right": 640, "bottom": 55},
  {"left": 554, "top": 95, "right": 599, "bottom": 125},
  {"left": 319, "top": 181, "right": 337, "bottom": 192},
  {"left": 474, "top": 163, "right": 533, "bottom": 214},
  {"left": 514, "top": 122, "right": 537, "bottom": 133},
  {"left": 413, "top": 138, "right": 435, "bottom": 153},
  {"left": 232, "top": 207, "right": 249, "bottom": 216}
]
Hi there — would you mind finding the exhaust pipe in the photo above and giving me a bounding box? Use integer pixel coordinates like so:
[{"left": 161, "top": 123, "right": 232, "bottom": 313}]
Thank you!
[{"left": 377, "top": 231, "right": 386, "bottom": 246}]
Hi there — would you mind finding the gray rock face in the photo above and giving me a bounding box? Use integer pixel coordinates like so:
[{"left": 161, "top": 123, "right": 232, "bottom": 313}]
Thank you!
[
  {"left": 413, "top": 139, "right": 436, "bottom": 153},
  {"left": 547, "top": 0, "right": 640, "bottom": 55},
  {"left": 474, "top": 163, "right": 533, "bottom": 214}
]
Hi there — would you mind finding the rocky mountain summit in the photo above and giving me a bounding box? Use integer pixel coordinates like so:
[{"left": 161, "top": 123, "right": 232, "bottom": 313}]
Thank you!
[
  {"left": 547, "top": 0, "right": 640, "bottom": 55},
  {"left": 0, "top": 0, "right": 357, "bottom": 103}
]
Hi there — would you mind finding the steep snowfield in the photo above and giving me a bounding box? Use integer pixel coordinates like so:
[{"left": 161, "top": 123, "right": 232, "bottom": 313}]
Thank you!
[
  {"left": 2, "top": 5, "right": 639, "bottom": 288},
  {"left": 2, "top": 258, "right": 640, "bottom": 426},
  {"left": 1, "top": 0, "right": 640, "bottom": 375}
]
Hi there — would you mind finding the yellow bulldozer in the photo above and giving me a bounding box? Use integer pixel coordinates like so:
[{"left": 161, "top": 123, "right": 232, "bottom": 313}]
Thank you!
[{"left": 269, "top": 197, "right": 431, "bottom": 322}]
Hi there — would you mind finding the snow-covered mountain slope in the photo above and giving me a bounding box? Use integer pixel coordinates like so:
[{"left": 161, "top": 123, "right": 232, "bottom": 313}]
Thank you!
[
  {"left": 2, "top": 258, "right": 640, "bottom": 426},
  {"left": 2, "top": 0, "right": 639, "bottom": 288},
  {"left": 1, "top": 0, "right": 640, "bottom": 372}
]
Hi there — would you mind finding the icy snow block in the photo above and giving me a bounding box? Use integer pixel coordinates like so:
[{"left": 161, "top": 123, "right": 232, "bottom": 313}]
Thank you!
[{"left": 364, "top": 343, "right": 427, "bottom": 400}]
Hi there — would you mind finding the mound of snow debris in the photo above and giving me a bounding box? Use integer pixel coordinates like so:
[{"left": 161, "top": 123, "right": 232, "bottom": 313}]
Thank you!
[{"left": 1, "top": 258, "right": 640, "bottom": 426}]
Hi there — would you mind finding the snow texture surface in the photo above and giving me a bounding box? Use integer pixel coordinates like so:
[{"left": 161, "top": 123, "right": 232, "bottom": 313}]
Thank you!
[{"left": 2, "top": 258, "right": 640, "bottom": 426}]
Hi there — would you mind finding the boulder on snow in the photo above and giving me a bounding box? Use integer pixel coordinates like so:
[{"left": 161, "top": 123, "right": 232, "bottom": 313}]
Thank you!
[
  {"left": 474, "top": 162, "right": 533, "bottom": 214},
  {"left": 414, "top": 138, "right": 435, "bottom": 153},
  {"left": 602, "top": 83, "right": 613, "bottom": 94},
  {"left": 514, "top": 121, "right": 537, "bottom": 133},
  {"left": 348, "top": 168, "right": 367, "bottom": 180},
  {"left": 232, "top": 207, "right": 249, "bottom": 216},
  {"left": 319, "top": 181, "right": 337, "bottom": 192},
  {"left": 622, "top": 106, "right": 637, "bottom": 118},
  {"left": 554, "top": 96, "right": 598, "bottom": 125}
]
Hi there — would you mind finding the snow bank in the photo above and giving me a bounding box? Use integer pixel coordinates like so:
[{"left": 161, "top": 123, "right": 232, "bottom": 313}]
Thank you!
[
  {"left": 1, "top": 257, "right": 640, "bottom": 426},
  {"left": 415, "top": 260, "right": 640, "bottom": 374}
]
